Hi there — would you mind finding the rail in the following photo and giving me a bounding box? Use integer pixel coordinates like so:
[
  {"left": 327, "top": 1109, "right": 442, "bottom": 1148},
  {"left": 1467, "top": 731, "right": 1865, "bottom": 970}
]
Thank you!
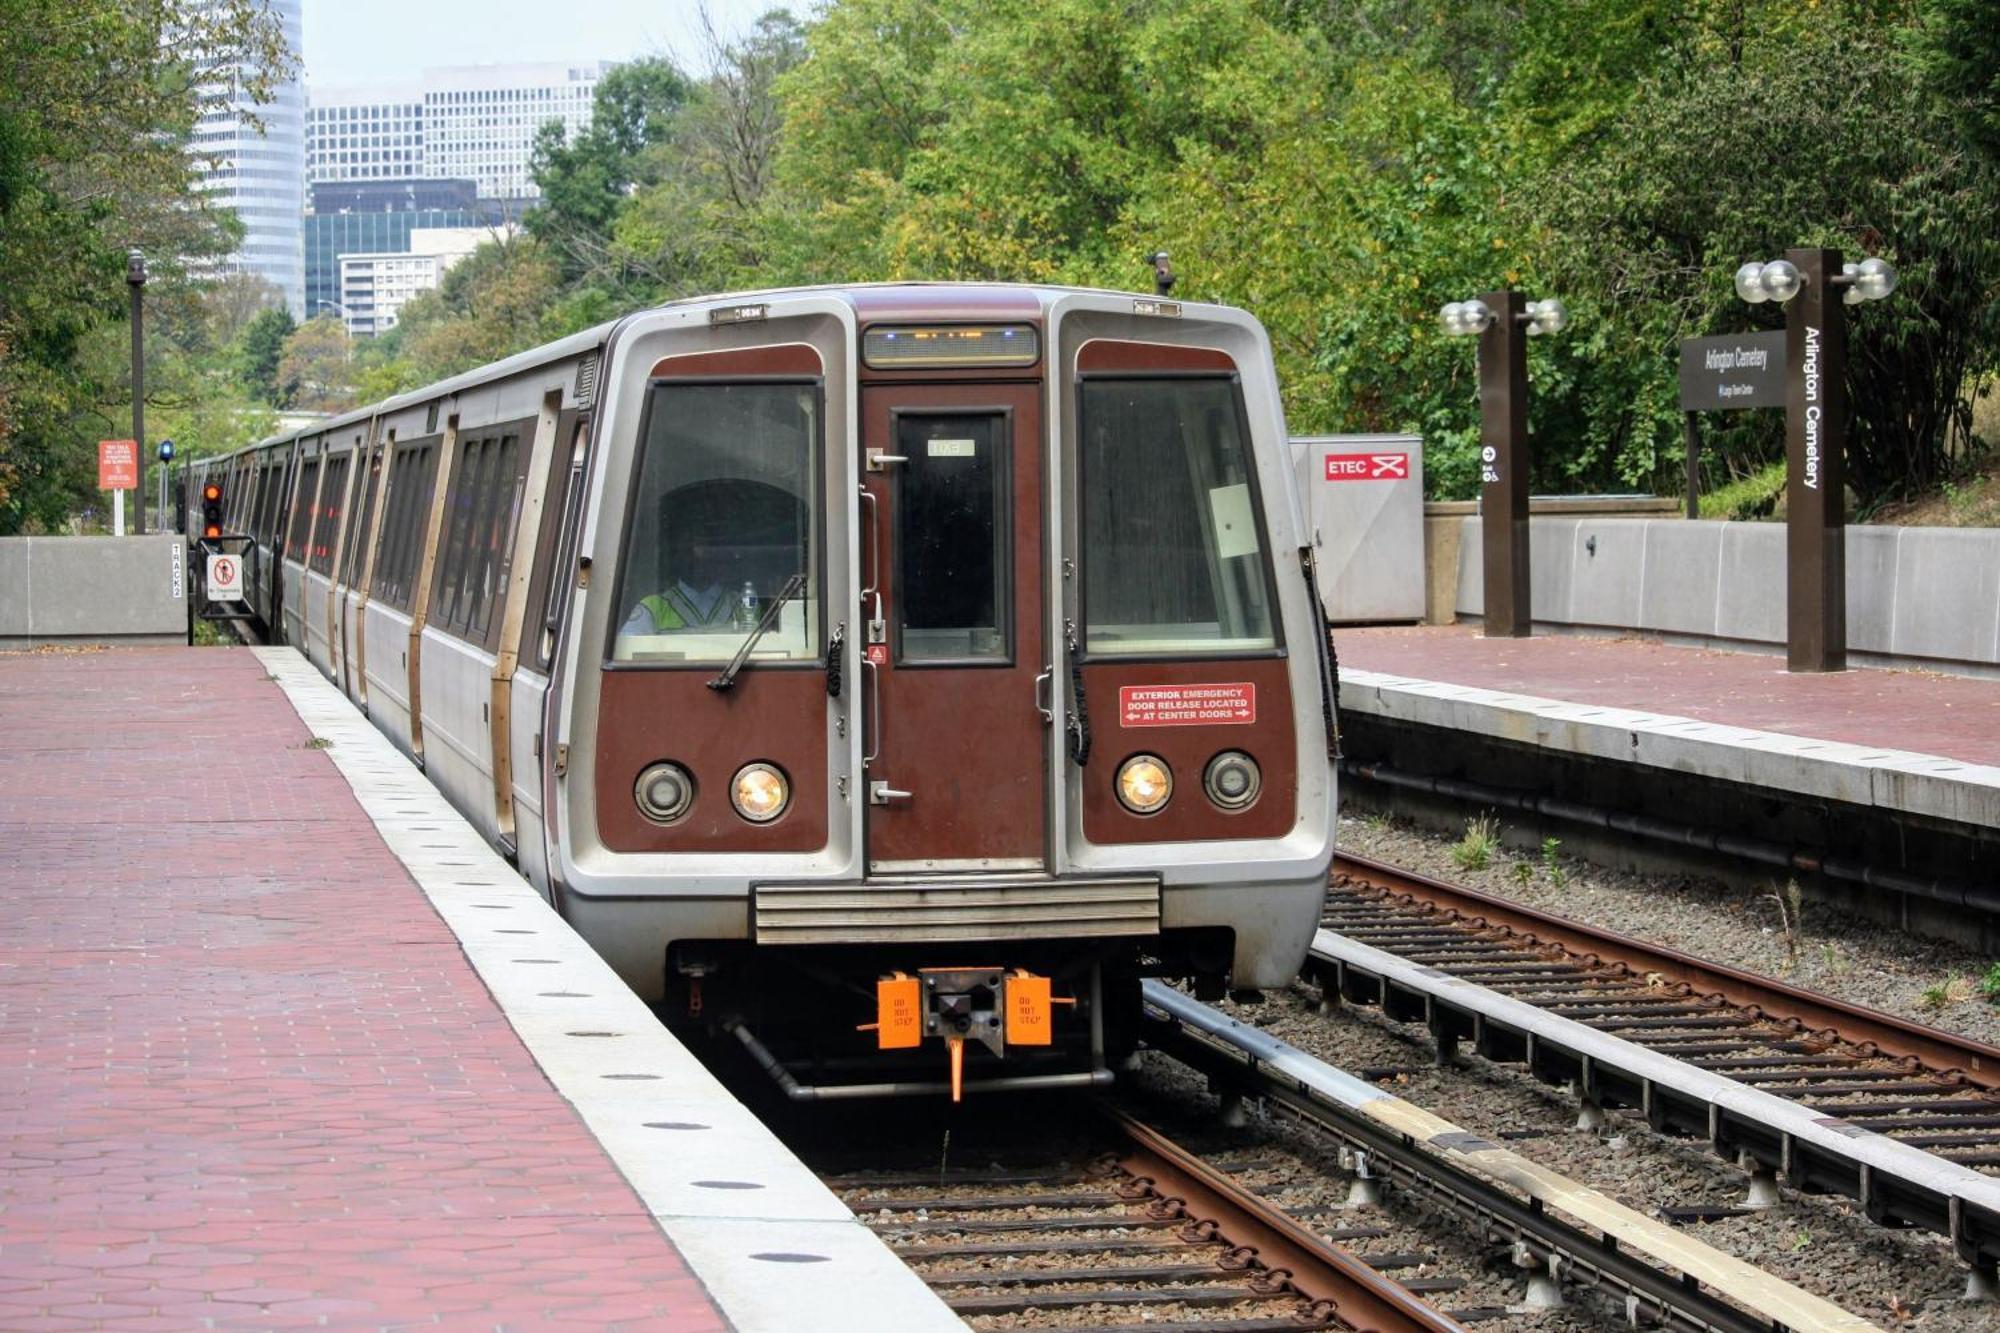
[
  {"left": 828, "top": 1103, "right": 1453, "bottom": 1331},
  {"left": 1312, "top": 852, "right": 2000, "bottom": 1278},
  {"left": 1144, "top": 981, "right": 1884, "bottom": 1333}
]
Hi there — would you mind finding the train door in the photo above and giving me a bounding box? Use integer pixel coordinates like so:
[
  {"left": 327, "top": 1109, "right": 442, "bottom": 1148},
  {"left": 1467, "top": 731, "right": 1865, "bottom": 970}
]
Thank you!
[{"left": 858, "top": 382, "right": 1046, "bottom": 870}]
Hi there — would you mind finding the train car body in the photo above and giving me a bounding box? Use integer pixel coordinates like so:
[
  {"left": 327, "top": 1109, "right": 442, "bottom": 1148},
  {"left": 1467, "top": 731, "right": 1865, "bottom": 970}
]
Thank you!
[{"left": 186, "top": 284, "right": 1338, "bottom": 1098}]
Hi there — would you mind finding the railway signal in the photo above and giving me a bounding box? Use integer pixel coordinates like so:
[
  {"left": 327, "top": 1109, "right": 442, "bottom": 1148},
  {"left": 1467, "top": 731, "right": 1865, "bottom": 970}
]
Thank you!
[{"left": 199, "top": 480, "right": 223, "bottom": 540}]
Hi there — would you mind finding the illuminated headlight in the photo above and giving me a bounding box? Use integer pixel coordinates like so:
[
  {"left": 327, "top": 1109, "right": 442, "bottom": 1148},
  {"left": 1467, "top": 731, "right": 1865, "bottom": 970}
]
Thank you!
[
  {"left": 731, "top": 762, "right": 790, "bottom": 823},
  {"left": 634, "top": 762, "right": 694, "bottom": 825},
  {"left": 1203, "top": 751, "right": 1262, "bottom": 811},
  {"left": 1115, "top": 755, "right": 1173, "bottom": 816}
]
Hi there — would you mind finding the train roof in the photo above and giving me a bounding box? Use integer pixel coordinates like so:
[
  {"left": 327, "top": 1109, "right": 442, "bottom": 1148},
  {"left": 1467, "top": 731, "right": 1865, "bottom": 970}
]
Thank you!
[{"left": 194, "top": 281, "right": 1250, "bottom": 467}]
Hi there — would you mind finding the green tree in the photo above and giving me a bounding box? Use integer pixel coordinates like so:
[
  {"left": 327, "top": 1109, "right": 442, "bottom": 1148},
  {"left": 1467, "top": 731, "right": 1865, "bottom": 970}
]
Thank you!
[
  {"left": 236, "top": 305, "right": 297, "bottom": 406},
  {"left": 526, "top": 57, "right": 693, "bottom": 285},
  {"left": 393, "top": 238, "right": 564, "bottom": 382},
  {"left": 0, "top": 0, "right": 290, "bottom": 532},
  {"left": 276, "top": 316, "right": 357, "bottom": 415}
]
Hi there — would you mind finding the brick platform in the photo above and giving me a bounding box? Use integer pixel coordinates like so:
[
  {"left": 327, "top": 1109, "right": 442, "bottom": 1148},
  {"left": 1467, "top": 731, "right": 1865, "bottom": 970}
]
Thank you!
[
  {"left": 1338, "top": 626, "right": 2000, "bottom": 768},
  {"left": 0, "top": 647, "right": 727, "bottom": 1330}
]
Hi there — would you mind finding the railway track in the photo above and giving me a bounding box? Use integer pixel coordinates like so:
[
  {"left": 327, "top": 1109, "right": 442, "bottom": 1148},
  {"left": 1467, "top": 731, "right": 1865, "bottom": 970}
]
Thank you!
[
  {"left": 826, "top": 1106, "right": 1455, "bottom": 1331},
  {"left": 1311, "top": 851, "right": 2000, "bottom": 1283}
]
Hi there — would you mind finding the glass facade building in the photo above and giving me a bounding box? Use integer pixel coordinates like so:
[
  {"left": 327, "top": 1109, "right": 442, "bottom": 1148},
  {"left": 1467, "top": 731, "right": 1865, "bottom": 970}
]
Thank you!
[
  {"left": 305, "top": 208, "right": 485, "bottom": 322},
  {"left": 190, "top": 0, "right": 307, "bottom": 314}
]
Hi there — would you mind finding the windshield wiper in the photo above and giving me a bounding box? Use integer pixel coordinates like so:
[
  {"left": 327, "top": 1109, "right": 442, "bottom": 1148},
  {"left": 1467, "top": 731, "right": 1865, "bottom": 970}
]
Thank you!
[{"left": 707, "top": 571, "right": 808, "bottom": 692}]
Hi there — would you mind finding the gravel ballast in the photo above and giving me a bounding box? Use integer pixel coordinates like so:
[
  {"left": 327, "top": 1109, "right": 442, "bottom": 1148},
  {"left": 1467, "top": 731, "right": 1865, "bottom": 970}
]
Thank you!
[{"left": 1339, "top": 809, "right": 2000, "bottom": 1048}]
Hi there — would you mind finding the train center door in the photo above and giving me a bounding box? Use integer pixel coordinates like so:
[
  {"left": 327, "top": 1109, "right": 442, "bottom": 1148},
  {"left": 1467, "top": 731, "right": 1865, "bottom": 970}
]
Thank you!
[{"left": 859, "top": 381, "right": 1046, "bottom": 871}]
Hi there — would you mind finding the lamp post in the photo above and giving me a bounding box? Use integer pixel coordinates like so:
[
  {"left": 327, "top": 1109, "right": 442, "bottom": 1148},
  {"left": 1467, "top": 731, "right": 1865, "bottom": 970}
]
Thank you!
[
  {"left": 126, "top": 249, "right": 147, "bottom": 535},
  {"left": 1439, "top": 292, "right": 1568, "bottom": 637},
  {"left": 1734, "top": 249, "right": 1896, "bottom": 672}
]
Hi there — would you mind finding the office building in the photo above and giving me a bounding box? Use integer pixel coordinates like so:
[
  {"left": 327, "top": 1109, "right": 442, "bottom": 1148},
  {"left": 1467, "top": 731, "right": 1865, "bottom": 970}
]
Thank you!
[
  {"left": 306, "top": 82, "right": 424, "bottom": 184},
  {"left": 338, "top": 226, "right": 504, "bottom": 337},
  {"left": 306, "top": 62, "right": 608, "bottom": 206},
  {"left": 304, "top": 203, "right": 488, "bottom": 320},
  {"left": 419, "top": 62, "right": 608, "bottom": 202},
  {"left": 189, "top": 0, "right": 307, "bottom": 313}
]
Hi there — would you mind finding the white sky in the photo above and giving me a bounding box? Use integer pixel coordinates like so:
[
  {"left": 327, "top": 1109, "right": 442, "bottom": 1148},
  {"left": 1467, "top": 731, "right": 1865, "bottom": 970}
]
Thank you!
[{"left": 302, "top": 0, "right": 797, "bottom": 87}]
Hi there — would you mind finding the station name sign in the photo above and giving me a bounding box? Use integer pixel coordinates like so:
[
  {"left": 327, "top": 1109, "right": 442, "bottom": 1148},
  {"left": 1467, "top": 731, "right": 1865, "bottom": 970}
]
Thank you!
[{"left": 1678, "top": 332, "right": 1786, "bottom": 412}]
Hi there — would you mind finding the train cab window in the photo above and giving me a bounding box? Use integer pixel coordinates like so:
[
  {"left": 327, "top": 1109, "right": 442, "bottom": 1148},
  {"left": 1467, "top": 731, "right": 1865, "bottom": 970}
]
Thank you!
[
  {"left": 1078, "top": 377, "right": 1278, "bottom": 657},
  {"left": 894, "top": 411, "right": 1009, "bottom": 663},
  {"left": 611, "top": 381, "right": 820, "bottom": 665}
]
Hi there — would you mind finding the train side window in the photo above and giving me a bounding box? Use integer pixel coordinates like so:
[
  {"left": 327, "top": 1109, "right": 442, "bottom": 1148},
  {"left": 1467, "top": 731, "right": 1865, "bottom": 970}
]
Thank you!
[
  {"left": 288, "top": 457, "right": 319, "bottom": 562},
  {"left": 525, "top": 418, "right": 587, "bottom": 672},
  {"left": 1077, "top": 376, "right": 1279, "bottom": 657},
  {"left": 345, "top": 445, "right": 384, "bottom": 588},
  {"left": 610, "top": 381, "right": 820, "bottom": 666},
  {"left": 310, "top": 454, "right": 350, "bottom": 575},
  {"left": 472, "top": 433, "right": 526, "bottom": 645},
  {"left": 433, "top": 436, "right": 490, "bottom": 635}
]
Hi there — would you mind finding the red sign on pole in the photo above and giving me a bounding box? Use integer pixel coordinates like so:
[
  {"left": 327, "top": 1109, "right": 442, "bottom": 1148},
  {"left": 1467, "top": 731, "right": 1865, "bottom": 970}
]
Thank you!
[
  {"left": 1324, "top": 451, "right": 1409, "bottom": 482},
  {"left": 1118, "top": 683, "right": 1257, "bottom": 728},
  {"left": 98, "top": 439, "right": 139, "bottom": 491}
]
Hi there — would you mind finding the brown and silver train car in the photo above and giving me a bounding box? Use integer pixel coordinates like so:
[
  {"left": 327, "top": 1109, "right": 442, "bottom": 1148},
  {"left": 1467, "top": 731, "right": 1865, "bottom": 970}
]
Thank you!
[{"left": 186, "top": 284, "right": 1338, "bottom": 1099}]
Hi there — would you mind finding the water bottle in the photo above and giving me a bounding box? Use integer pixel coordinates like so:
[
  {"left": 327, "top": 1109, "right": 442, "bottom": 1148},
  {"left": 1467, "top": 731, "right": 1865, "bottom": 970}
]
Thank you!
[{"left": 734, "top": 580, "right": 758, "bottom": 630}]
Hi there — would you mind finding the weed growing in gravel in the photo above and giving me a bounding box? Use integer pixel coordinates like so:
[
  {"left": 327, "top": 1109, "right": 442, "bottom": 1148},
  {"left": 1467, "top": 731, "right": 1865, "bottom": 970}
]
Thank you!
[
  {"left": 1979, "top": 964, "right": 2000, "bottom": 1003},
  {"left": 1790, "top": 1228, "right": 1812, "bottom": 1252},
  {"left": 1921, "top": 973, "right": 1975, "bottom": 1011},
  {"left": 1539, "top": 837, "right": 1567, "bottom": 888},
  {"left": 1450, "top": 815, "right": 1498, "bottom": 872},
  {"left": 1760, "top": 880, "right": 1804, "bottom": 969},
  {"left": 1510, "top": 861, "right": 1535, "bottom": 886}
]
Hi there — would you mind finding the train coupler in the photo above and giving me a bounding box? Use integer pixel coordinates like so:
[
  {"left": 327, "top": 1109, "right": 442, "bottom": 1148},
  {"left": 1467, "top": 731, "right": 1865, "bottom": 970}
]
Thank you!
[{"left": 856, "top": 967, "right": 1075, "bottom": 1101}]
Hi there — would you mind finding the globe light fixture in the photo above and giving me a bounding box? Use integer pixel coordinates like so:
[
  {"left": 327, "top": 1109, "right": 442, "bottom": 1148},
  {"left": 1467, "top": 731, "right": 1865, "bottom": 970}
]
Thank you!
[
  {"left": 1438, "top": 299, "right": 1495, "bottom": 337},
  {"left": 1735, "top": 262, "right": 1768, "bottom": 303},
  {"left": 1526, "top": 298, "right": 1568, "bottom": 336},
  {"left": 1759, "top": 259, "right": 1803, "bottom": 303},
  {"left": 1853, "top": 256, "right": 1898, "bottom": 302}
]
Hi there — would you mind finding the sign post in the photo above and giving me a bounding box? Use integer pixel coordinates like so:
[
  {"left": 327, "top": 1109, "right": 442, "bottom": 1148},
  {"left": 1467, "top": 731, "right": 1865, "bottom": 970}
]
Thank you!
[
  {"left": 1784, "top": 247, "right": 1847, "bottom": 672},
  {"left": 1477, "top": 289, "right": 1530, "bottom": 638},
  {"left": 98, "top": 439, "right": 138, "bottom": 536}
]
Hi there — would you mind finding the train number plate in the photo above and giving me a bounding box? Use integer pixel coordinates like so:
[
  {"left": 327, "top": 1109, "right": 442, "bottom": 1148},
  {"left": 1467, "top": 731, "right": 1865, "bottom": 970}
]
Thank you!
[{"left": 1118, "top": 683, "right": 1256, "bottom": 727}]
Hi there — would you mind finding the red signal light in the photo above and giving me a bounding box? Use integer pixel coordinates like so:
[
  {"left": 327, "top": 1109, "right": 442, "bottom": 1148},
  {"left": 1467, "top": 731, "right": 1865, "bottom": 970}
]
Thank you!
[
  {"left": 203, "top": 524, "right": 222, "bottom": 539},
  {"left": 203, "top": 483, "right": 221, "bottom": 502}
]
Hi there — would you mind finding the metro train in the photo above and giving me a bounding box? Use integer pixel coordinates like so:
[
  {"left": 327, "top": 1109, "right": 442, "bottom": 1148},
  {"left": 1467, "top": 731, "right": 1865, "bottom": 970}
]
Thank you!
[{"left": 184, "top": 283, "right": 1338, "bottom": 1099}]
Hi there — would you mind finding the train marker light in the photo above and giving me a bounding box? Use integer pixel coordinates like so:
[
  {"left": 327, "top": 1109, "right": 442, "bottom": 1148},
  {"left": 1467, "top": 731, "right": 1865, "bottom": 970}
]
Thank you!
[
  {"left": 634, "top": 761, "right": 695, "bottom": 825},
  {"left": 730, "top": 762, "right": 789, "bottom": 823},
  {"left": 1115, "top": 754, "right": 1173, "bottom": 815},
  {"left": 1203, "top": 751, "right": 1262, "bottom": 811}
]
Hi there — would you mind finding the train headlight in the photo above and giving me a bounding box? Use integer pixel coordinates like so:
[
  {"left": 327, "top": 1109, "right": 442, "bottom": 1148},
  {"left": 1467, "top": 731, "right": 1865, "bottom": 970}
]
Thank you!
[
  {"left": 731, "top": 762, "right": 790, "bottom": 823},
  {"left": 1115, "top": 755, "right": 1173, "bottom": 815},
  {"left": 634, "top": 762, "right": 694, "bottom": 825},
  {"left": 1203, "top": 750, "right": 1262, "bottom": 811}
]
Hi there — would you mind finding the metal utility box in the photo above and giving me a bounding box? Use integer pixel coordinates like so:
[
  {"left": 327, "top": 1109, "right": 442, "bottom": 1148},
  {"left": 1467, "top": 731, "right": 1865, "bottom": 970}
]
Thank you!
[{"left": 1290, "top": 434, "right": 1425, "bottom": 624}]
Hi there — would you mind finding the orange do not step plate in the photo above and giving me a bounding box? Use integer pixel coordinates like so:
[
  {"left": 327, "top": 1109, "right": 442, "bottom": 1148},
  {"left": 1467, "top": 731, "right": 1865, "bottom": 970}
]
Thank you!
[
  {"left": 1005, "top": 973, "right": 1053, "bottom": 1047},
  {"left": 875, "top": 975, "right": 923, "bottom": 1050}
]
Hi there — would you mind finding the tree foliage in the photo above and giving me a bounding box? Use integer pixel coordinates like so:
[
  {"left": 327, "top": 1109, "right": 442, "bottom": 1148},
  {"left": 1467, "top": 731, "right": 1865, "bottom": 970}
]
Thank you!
[
  {"left": 8, "top": 0, "right": 1998, "bottom": 524},
  {"left": 0, "top": 0, "right": 290, "bottom": 531}
]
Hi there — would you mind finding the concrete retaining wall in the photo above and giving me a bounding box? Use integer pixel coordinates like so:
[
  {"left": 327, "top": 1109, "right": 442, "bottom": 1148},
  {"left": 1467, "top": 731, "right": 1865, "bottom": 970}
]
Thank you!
[
  {"left": 0, "top": 536, "right": 187, "bottom": 648},
  {"left": 1449, "top": 517, "right": 2000, "bottom": 673}
]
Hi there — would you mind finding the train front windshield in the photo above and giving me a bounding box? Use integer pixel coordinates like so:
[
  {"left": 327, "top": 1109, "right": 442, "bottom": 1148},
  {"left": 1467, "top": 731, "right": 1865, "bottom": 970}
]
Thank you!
[
  {"left": 612, "top": 380, "right": 820, "bottom": 663},
  {"left": 1079, "top": 376, "right": 1279, "bottom": 657}
]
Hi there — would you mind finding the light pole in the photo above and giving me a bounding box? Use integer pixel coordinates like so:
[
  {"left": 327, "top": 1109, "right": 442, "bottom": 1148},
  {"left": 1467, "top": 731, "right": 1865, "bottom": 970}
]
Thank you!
[
  {"left": 1734, "top": 249, "right": 1897, "bottom": 672},
  {"left": 127, "top": 250, "right": 147, "bottom": 535},
  {"left": 1439, "top": 292, "right": 1568, "bottom": 638}
]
